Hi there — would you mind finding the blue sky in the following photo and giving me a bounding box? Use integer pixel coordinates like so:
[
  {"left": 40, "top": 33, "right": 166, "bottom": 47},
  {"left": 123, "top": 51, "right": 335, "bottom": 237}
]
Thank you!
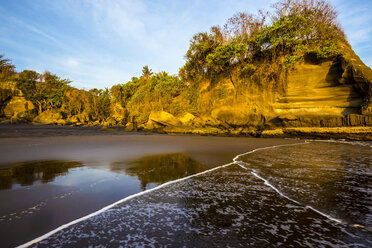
[{"left": 0, "top": 0, "right": 371, "bottom": 89}]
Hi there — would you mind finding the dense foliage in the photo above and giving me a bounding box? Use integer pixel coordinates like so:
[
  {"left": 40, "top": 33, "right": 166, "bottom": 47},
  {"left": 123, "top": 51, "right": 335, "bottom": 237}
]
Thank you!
[{"left": 181, "top": 0, "right": 344, "bottom": 83}]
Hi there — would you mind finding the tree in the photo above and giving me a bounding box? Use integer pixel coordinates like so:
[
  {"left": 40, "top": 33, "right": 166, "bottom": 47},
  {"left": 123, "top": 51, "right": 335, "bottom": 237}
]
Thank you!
[
  {"left": 206, "top": 42, "right": 246, "bottom": 87},
  {"left": 0, "top": 55, "right": 15, "bottom": 81},
  {"left": 95, "top": 88, "right": 111, "bottom": 120},
  {"left": 142, "top": 66, "right": 153, "bottom": 81}
]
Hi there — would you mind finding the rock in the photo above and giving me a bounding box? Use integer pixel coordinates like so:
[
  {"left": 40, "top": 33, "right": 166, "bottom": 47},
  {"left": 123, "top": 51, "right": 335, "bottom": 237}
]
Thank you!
[
  {"left": 91, "top": 120, "right": 101, "bottom": 126},
  {"left": 67, "top": 112, "right": 90, "bottom": 124},
  {"left": 346, "top": 114, "right": 366, "bottom": 126},
  {"left": 110, "top": 102, "right": 126, "bottom": 124},
  {"left": 56, "top": 119, "right": 67, "bottom": 125},
  {"left": 212, "top": 107, "right": 265, "bottom": 127},
  {"left": 261, "top": 129, "right": 284, "bottom": 137},
  {"left": 3, "top": 96, "right": 35, "bottom": 120},
  {"left": 148, "top": 111, "right": 181, "bottom": 127},
  {"left": 180, "top": 113, "right": 195, "bottom": 126},
  {"left": 102, "top": 118, "right": 117, "bottom": 127},
  {"left": 33, "top": 110, "right": 62, "bottom": 124},
  {"left": 66, "top": 115, "right": 79, "bottom": 123},
  {"left": 124, "top": 122, "right": 137, "bottom": 131},
  {"left": 76, "top": 112, "right": 90, "bottom": 123}
]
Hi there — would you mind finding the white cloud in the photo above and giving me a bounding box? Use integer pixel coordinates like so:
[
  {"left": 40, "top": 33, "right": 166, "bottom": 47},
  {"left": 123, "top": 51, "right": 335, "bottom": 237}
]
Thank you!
[
  {"left": 85, "top": 0, "right": 147, "bottom": 42},
  {"left": 2, "top": 0, "right": 371, "bottom": 88},
  {"left": 65, "top": 58, "right": 80, "bottom": 68}
]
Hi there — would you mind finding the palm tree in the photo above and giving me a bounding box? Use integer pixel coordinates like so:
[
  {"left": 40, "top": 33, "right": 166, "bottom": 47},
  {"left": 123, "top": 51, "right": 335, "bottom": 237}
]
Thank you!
[{"left": 141, "top": 65, "right": 153, "bottom": 80}]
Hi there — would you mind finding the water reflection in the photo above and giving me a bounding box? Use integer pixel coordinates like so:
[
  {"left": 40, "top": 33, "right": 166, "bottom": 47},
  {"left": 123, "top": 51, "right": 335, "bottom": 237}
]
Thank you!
[
  {"left": 0, "top": 153, "right": 208, "bottom": 247},
  {"left": 0, "top": 160, "right": 83, "bottom": 189},
  {"left": 111, "top": 153, "right": 209, "bottom": 190}
]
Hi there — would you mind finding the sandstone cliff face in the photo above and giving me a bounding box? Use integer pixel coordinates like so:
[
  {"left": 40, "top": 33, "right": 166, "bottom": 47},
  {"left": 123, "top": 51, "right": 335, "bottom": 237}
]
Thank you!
[
  {"left": 274, "top": 62, "right": 362, "bottom": 117},
  {"left": 272, "top": 46, "right": 372, "bottom": 128},
  {"left": 0, "top": 82, "right": 35, "bottom": 122},
  {"left": 4, "top": 96, "right": 35, "bottom": 120}
]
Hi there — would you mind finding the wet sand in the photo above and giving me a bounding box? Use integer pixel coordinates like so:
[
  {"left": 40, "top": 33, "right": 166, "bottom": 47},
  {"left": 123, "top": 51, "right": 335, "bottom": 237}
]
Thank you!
[
  {"left": 0, "top": 124, "right": 301, "bottom": 247},
  {"left": 0, "top": 124, "right": 300, "bottom": 167}
]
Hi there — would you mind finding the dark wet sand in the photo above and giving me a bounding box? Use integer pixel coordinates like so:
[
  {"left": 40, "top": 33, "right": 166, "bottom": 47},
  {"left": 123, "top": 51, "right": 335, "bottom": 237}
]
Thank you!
[
  {"left": 0, "top": 124, "right": 300, "bottom": 167},
  {"left": 0, "top": 124, "right": 302, "bottom": 247}
]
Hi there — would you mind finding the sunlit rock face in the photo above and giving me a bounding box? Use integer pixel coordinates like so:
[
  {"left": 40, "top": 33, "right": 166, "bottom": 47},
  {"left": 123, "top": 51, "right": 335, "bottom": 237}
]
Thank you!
[
  {"left": 274, "top": 62, "right": 362, "bottom": 117},
  {"left": 3, "top": 96, "right": 34, "bottom": 120},
  {"left": 0, "top": 82, "right": 34, "bottom": 122},
  {"left": 271, "top": 48, "right": 372, "bottom": 128},
  {"left": 147, "top": 111, "right": 181, "bottom": 128},
  {"left": 33, "top": 110, "right": 62, "bottom": 125}
]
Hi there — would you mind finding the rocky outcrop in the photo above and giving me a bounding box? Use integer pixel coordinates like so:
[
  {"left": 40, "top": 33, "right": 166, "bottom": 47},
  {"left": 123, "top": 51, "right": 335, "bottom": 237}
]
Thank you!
[
  {"left": 180, "top": 113, "right": 195, "bottom": 126},
  {"left": 110, "top": 102, "right": 126, "bottom": 125},
  {"left": 2, "top": 96, "right": 35, "bottom": 122},
  {"left": 33, "top": 110, "right": 62, "bottom": 125},
  {"left": 146, "top": 111, "right": 181, "bottom": 128},
  {"left": 272, "top": 47, "right": 372, "bottom": 128}
]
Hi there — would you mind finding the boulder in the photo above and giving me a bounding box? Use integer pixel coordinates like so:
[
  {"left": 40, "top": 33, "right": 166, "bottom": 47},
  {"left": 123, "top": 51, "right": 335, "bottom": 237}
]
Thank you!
[
  {"left": 102, "top": 118, "right": 117, "bottom": 127},
  {"left": 180, "top": 113, "right": 195, "bottom": 126},
  {"left": 148, "top": 111, "right": 181, "bottom": 127},
  {"left": 67, "top": 112, "right": 90, "bottom": 124},
  {"left": 56, "top": 119, "right": 67, "bottom": 125},
  {"left": 3, "top": 96, "right": 35, "bottom": 119},
  {"left": 124, "top": 122, "right": 137, "bottom": 131},
  {"left": 33, "top": 110, "right": 62, "bottom": 124},
  {"left": 66, "top": 115, "right": 79, "bottom": 123},
  {"left": 212, "top": 107, "right": 265, "bottom": 126}
]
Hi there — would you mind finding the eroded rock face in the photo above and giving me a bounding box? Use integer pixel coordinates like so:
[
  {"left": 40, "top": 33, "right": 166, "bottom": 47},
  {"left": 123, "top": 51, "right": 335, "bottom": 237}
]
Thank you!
[
  {"left": 272, "top": 49, "right": 372, "bottom": 127},
  {"left": 274, "top": 62, "right": 363, "bottom": 118},
  {"left": 3, "top": 96, "right": 35, "bottom": 121}
]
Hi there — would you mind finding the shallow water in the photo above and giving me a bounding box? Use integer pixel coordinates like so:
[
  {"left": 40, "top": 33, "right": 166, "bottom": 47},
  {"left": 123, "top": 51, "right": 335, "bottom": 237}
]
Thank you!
[
  {"left": 237, "top": 141, "right": 372, "bottom": 229},
  {"left": 0, "top": 153, "right": 208, "bottom": 247},
  {"left": 21, "top": 140, "right": 372, "bottom": 247}
]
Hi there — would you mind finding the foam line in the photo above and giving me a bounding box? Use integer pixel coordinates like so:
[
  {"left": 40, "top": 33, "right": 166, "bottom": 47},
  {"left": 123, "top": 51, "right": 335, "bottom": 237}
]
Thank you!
[
  {"left": 16, "top": 162, "right": 233, "bottom": 248},
  {"left": 17, "top": 139, "right": 369, "bottom": 247},
  {"left": 17, "top": 141, "right": 306, "bottom": 248},
  {"left": 234, "top": 143, "right": 370, "bottom": 231},
  {"left": 305, "top": 139, "right": 372, "bottom": 148},
  {"left": 237, "top": 162, "right": 343, "bottom": 223}
]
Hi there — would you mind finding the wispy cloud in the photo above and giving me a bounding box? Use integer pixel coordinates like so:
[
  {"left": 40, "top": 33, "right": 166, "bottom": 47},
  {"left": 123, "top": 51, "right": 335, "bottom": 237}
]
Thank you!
[
  {"left": 0, "top": 0, "right": 371, "bottom": 89},
  {"left": 87, "top": 0, "right": 147, "bottom": 41}
]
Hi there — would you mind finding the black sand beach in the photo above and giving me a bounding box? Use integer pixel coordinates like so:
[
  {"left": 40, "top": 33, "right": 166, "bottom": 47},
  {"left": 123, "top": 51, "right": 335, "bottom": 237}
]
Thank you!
[{"left": 0, "top": 124, "right": 300, "bottom": 247}]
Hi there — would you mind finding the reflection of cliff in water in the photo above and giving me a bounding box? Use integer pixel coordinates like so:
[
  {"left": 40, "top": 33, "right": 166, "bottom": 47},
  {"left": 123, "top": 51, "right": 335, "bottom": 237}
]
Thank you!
[
  {"left": 0, "top": 160, "right": 83, "bottom": 189},
  {"left": 111, "top": 153, "right": 208, "bottom": 190}
]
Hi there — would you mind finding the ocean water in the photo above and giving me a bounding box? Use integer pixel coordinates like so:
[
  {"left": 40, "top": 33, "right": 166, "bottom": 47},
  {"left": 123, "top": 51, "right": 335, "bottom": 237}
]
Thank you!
[
  {"left": 0, "top": 153, "right": 208, "bottom": 247},
  {"left": 18, "top": 140, "right": 371, "bottom": 247}
]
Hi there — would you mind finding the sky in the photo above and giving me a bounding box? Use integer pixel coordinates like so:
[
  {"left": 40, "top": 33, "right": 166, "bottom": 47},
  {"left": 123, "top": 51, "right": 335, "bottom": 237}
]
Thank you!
[{"left": 0, "top": 0, "right": 371, "bottom": 89}]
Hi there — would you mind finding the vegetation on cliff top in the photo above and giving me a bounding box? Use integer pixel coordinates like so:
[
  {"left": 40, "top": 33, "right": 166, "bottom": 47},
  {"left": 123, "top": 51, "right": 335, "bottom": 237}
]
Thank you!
[{"left": 0, "top": 0, "right": 370, "bottom": 130}]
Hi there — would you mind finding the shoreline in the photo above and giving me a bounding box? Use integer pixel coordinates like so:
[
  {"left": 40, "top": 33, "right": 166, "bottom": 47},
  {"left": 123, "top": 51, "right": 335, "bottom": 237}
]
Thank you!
[
  {"left": 0, "top": 124, "right": 369, "bottom": 247},
  {"left": 15, "top": 141, "right": 307, "bottom": 248},
  {"left": 16, "top": 140, "right": 371, "bottom": 247},
  {"left": 0, "top": 126, "right": 302, "bottom": 247},
  {"left": 0, "top": 123, "right": 371, "bottom": 141}
]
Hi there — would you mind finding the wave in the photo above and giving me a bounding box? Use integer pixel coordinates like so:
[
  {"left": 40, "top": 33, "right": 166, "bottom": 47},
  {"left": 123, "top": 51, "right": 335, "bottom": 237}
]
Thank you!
[
  {"left": 234, "top": 140, "right": 371, "bottom": 232},
  {"left": 16, "top": 162, "right": 235, "bottom": 248},
  {"left": 17, "top": 139, "right": 370, "bottom": 247}
]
